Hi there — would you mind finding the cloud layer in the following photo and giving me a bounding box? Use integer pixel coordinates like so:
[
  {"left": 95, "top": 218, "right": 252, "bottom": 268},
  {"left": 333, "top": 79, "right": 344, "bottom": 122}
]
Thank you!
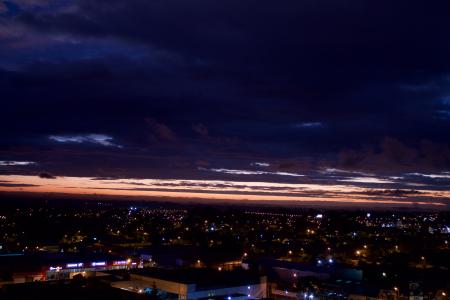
[
  {"left": 0, "top": 0, "right": 450, "bottom": 207},
  {"left": 0, "top": 174, "right": 448, "bottom": 209}
]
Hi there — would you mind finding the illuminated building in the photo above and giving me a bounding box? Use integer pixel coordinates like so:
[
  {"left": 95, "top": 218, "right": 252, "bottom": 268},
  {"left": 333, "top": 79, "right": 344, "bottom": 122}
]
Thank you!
[
  {"left": 0, "top": 253, "right": 139, "bottom": 284},
  {"left": 111, "top": 268, "right": 267, "bottom": 300}
]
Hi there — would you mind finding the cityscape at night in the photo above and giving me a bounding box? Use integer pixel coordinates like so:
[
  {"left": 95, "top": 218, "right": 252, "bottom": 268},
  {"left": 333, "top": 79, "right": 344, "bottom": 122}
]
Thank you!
[
  {"left": 0, "top": 199, "right": 449, "bottom": 299},
  {"left": 1, "top": 0, "right": 450, "bottom": 299}
]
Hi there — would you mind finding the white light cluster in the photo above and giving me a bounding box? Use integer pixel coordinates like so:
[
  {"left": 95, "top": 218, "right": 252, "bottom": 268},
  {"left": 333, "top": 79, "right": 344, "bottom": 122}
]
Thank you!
[{"left": 66, "top": 263, "right": 84, "bottom": 268}]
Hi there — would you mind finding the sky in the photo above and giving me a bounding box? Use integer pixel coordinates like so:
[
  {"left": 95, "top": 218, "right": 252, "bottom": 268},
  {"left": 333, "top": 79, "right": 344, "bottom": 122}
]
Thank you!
[{"left": 1, "top": 0, "right": 450, "bottom": 208}]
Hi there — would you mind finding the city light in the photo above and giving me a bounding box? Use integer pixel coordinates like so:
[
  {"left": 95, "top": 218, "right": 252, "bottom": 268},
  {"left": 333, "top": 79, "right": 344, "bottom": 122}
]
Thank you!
[
  {"left": 66, "top": 263, "right": 83, "bottom": 268},
  {"left": 1, "top": 203, "right": 449, "bottom": 298}
]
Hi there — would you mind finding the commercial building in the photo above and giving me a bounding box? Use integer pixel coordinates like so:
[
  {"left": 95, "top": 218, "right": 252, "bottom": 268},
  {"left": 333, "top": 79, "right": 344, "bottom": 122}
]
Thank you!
[
  {"left": 0, "top": 253, "right": 139, "bottom": 285},
  {"left": 111, "top": 268, "right": 267, "bottom": 300}
]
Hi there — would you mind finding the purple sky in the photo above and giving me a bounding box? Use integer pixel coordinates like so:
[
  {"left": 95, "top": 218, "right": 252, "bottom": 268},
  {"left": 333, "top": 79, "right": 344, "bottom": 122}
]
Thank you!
[{"left": 1, "top": 0, "right": 450, "bottom": 208}]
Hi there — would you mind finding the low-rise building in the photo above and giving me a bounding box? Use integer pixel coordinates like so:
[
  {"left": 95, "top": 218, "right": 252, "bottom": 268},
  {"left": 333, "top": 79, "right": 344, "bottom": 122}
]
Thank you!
[{"left": 111, "top": 268, "right": 267, "bottom": 300}]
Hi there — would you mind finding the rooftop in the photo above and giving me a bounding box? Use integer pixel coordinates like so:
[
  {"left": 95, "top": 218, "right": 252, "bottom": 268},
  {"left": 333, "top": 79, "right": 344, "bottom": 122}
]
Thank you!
[{"left": 131, "top": 268, "right": 262, "bottom": 290}]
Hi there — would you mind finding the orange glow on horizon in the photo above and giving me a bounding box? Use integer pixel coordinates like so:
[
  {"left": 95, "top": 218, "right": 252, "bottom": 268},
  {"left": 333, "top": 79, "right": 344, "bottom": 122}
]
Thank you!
[{"left": 0, "top": 175, "right": 448, "bottom": 207}]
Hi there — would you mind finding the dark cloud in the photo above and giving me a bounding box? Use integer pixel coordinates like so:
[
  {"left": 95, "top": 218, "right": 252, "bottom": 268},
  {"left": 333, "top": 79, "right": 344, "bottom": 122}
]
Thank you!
[
  {"left": 0, "top": 2, "right": 7, "bottom": 13},
  {"left": 192, "top": 123, "right": 209, "bottom": 137},
  {"left": 144, "top": 118, "right": 177, "bottom": 142},
  {"left": 0, "top": 182, "right": 38, "bottom": 187},
  {"left": 364, "top": 189, "right": 422, "bottom": 197},
  {"left": 0, "top": 0, "right": 449, "bottom": 194},
  {"left": 91, "top": 177, "right": 119, "bottom": 181},
  {"left": 38, "top": 172, "right": 56, "bottom": 179},
  {"left": 338, "top": 137, "right": 450, "bottom": 173}
]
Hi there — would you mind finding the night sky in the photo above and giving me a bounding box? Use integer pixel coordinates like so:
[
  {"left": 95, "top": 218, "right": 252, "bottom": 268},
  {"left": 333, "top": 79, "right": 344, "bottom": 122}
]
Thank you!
[{"left": 1, "top": 0, "right": 450, "bottom": 208}]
